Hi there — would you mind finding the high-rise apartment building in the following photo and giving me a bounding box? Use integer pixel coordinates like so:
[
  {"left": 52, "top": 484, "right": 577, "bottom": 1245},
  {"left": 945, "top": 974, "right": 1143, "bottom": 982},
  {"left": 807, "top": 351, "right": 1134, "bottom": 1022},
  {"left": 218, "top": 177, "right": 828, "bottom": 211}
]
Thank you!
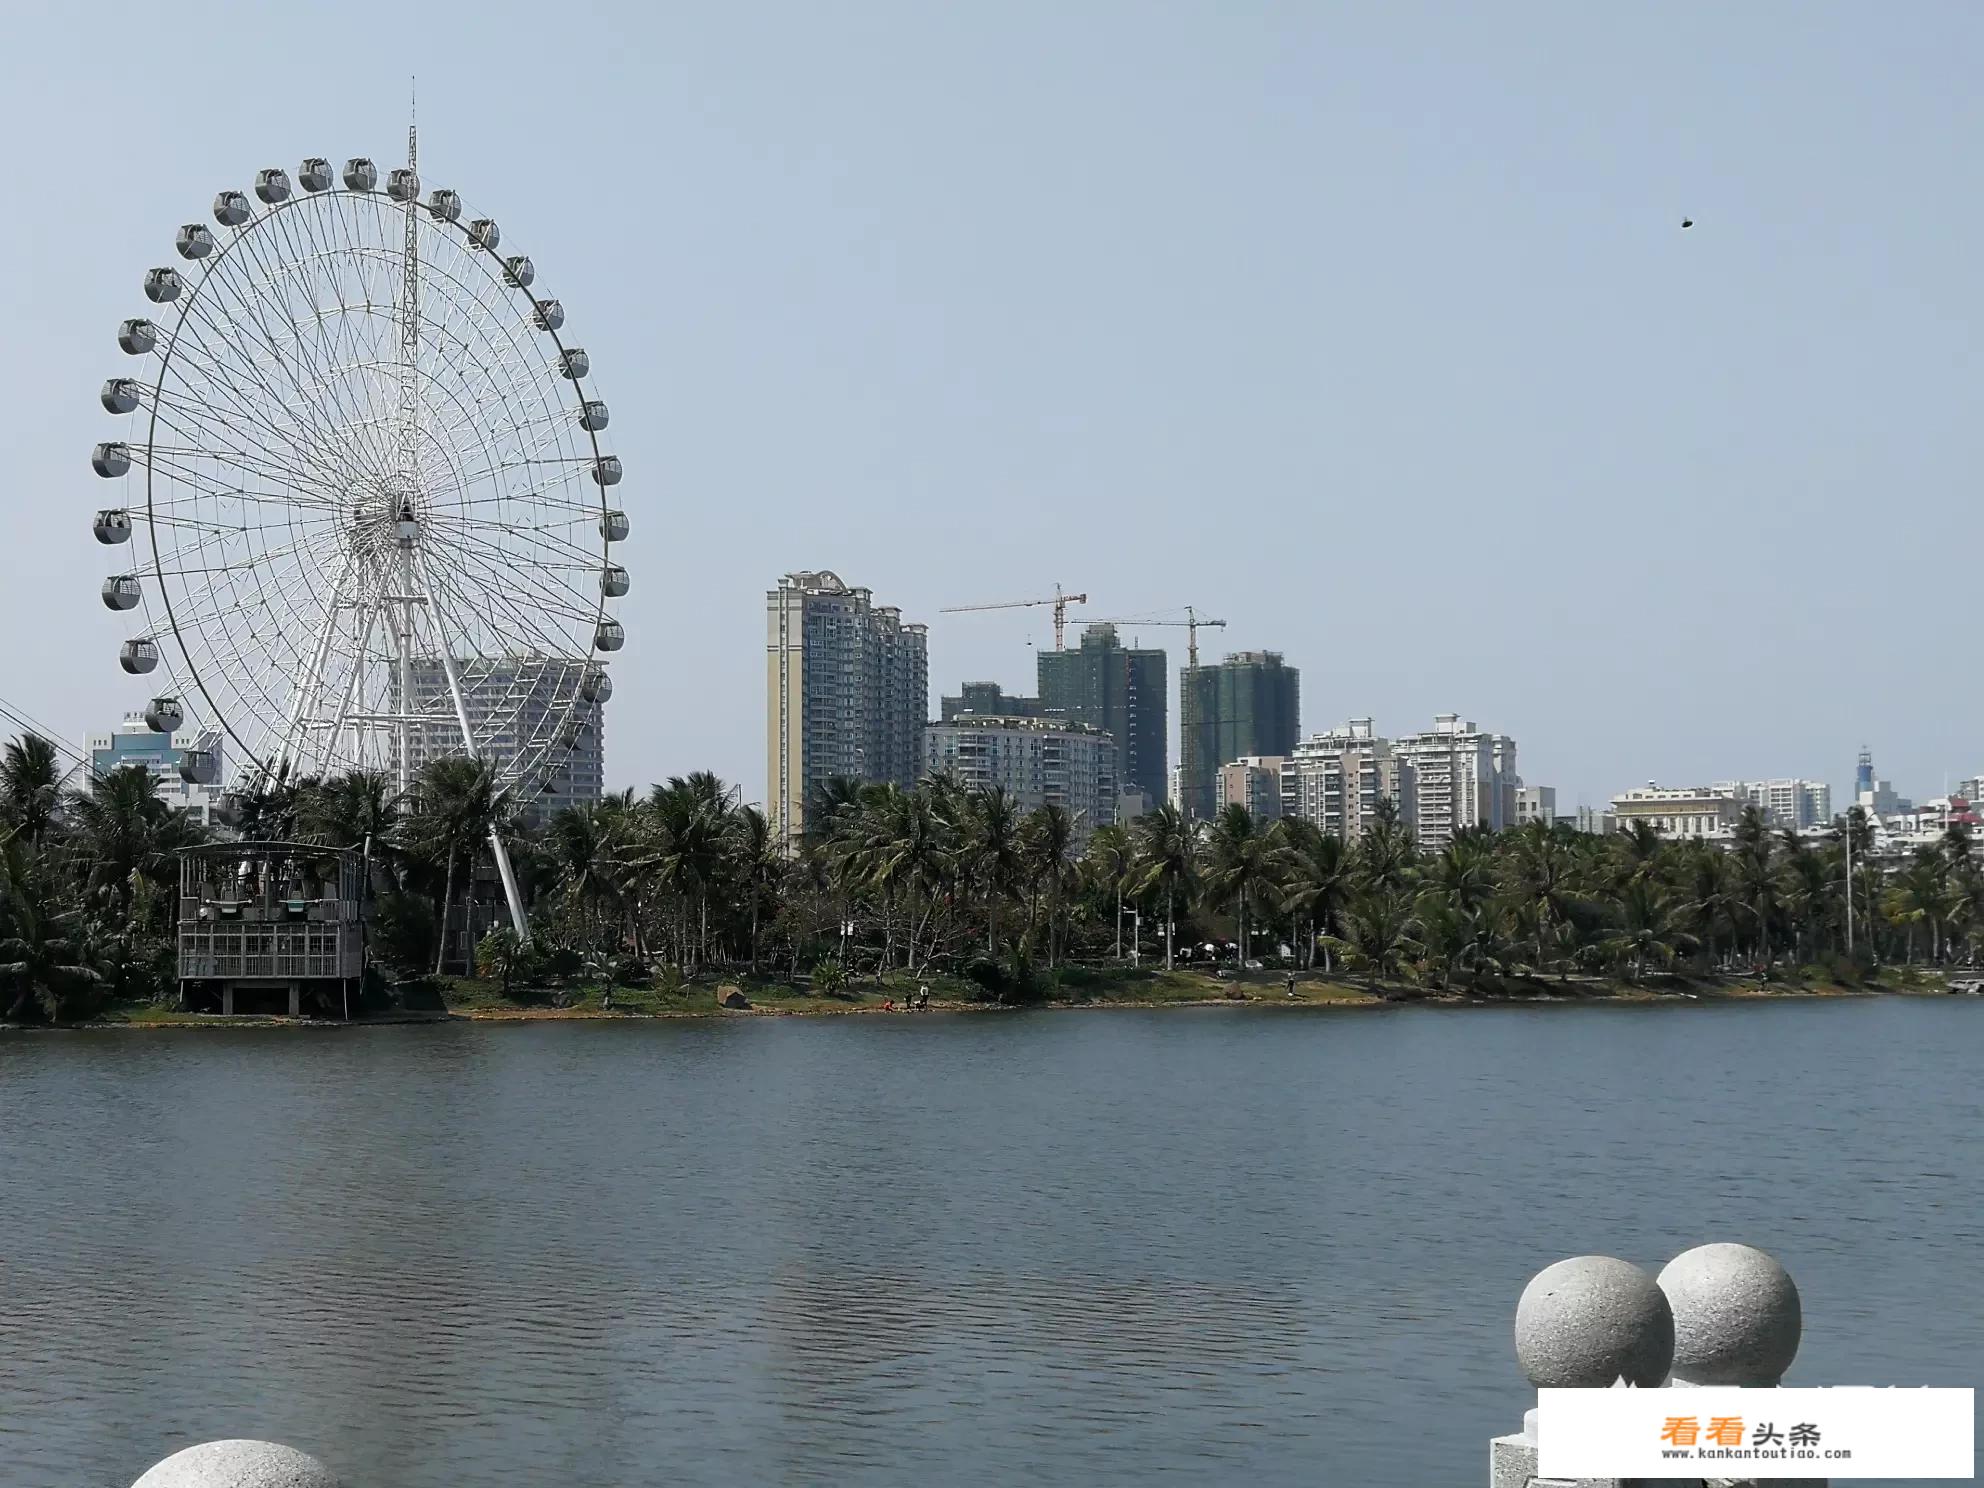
[
  {"left": 1036, "top": 623, "right": 1167, "bottom": 808},
  {"left": 924, "top": 715, "right": 1117, "bottom": 838},
  {"left": 767, "top": 570, "right": 929, "bottom": 845},
  {"left": 402, "top": 656, "right": 605, "bottom": 824},
  {"left": 1178, "top": 651, "right": 1300, "bottom": 821},
  {"left": 1280, "top": 719, "right": 1412, "bottom": 841},
  {"left": 1713, "top": 779, "right": 1834, "bottom": 830},
  {"left": 1214, "top": 756, "right": 1287, "bottom": 821},
  {"left": 88, "top": 713, "right": 227, "bottom": 827},
  {"left": 1393, "top": 714, "right": 1516, "bottom": 849}
]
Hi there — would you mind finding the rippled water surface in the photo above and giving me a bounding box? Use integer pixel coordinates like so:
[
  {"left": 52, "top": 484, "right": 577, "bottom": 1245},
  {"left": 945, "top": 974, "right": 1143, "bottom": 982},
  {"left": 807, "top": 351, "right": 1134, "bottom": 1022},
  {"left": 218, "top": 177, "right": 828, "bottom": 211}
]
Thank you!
[{"left": 1, "top": 998, "right": 1979, "bottom": 1486}]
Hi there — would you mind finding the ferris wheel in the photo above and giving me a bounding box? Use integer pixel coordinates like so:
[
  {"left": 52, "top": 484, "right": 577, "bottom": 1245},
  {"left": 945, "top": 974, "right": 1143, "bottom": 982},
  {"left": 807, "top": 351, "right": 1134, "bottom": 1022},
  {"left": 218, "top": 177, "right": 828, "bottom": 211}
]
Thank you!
[{"left": 90, "top": 132, "right": 628, "bottom": 932}]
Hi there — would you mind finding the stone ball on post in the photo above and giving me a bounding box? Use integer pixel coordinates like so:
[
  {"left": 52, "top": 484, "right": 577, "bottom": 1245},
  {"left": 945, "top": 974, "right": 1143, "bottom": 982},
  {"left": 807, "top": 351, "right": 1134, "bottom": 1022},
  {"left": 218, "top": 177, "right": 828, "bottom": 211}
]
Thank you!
[
  {"left": 1515, "top": 1254, "right": 1675, "bottom": 1388},
  {"left": 131, "top": 1440, "right": 339, "bottom": 1488},
  {"left": 1658, "top": 1242, "right": 1802, "bottom": 1386}
]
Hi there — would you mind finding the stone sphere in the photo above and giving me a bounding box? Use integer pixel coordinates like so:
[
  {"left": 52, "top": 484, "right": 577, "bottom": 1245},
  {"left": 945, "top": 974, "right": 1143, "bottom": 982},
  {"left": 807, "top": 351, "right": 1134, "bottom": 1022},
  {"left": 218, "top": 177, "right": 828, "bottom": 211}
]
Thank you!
[
  {"left": 1515, "top": 1255, "right": 1675, "bottom": 1387},
  {"left": 132, "top": 1440, "right": 339, "bottom": 1488},
  {"left": 1659, "top": 1242, "right": 1801, "bottom": 1385}
]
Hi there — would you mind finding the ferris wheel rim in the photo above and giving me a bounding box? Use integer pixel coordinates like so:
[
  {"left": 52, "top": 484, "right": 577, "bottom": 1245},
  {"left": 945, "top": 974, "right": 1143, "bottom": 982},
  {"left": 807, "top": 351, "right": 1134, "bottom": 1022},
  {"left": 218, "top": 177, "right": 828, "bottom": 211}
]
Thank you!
[{"left": 121, "top": 175, "right": 620, "bottom": 800}]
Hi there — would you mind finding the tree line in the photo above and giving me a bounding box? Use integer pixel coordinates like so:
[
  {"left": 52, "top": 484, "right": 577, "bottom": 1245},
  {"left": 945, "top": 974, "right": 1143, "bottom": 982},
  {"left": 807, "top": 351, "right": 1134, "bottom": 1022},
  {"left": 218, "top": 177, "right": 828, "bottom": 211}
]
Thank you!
[{"left": 2, "top": 728, "right": 1974, "bottom": 1020}]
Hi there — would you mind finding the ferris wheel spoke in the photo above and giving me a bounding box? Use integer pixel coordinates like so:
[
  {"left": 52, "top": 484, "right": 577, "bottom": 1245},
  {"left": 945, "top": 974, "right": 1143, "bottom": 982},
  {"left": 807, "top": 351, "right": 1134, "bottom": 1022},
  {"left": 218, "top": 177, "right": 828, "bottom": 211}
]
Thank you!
[
  {"left": 258, "top": 201, "right": 396, "bottom": 470},
  {"left": 427, "top": 519, "right": 600, "bottom": 613},
  {"left": 174, "top": 249, "right": 380, "bottom": 496},
  {"left": 156, "top": 323, "right": 366, "bottom": 503},
  {"left": 242, "top": 196, "right": 403, "bottom": 479}
]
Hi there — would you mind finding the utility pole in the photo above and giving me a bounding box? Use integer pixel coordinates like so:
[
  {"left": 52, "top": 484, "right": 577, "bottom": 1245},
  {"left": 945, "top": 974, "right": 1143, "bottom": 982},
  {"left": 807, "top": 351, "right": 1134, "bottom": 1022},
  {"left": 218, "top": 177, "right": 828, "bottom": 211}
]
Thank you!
[{"left": 1844, "top": 812, "right": 1855, "bottom": 955}]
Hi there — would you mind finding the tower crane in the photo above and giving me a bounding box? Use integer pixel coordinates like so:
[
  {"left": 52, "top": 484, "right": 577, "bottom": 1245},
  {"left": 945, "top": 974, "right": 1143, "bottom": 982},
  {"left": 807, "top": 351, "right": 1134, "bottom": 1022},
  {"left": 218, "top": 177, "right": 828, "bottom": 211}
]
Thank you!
[
  {"left": 1086, "top": 605, "right": 1228, "bottom": 668},
  {"left": 940, "top": 583, "right": 1088, "bottom": 650}
]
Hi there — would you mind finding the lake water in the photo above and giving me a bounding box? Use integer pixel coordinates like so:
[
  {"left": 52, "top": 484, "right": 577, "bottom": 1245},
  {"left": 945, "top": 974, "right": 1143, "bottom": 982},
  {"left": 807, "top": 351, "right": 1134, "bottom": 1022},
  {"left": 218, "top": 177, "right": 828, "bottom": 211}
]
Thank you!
[{"left": 1, "top": 998, "right": 1977, "bottom": 1486}]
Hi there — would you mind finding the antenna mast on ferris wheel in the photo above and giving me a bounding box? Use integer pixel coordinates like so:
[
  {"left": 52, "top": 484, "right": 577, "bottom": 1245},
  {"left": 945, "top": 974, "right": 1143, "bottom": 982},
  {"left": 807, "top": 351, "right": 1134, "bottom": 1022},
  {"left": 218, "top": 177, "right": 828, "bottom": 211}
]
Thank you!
[{"left": 394, "top": 78, "right": 422, "bottom": 795}]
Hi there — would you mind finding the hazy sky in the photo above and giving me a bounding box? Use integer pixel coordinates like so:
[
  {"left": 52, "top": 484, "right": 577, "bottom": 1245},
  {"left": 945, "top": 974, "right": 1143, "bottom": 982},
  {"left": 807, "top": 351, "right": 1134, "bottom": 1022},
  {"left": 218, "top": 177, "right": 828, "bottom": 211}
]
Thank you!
[{"left": 6, "top": 0, "right": 1981, "bottom": 811}]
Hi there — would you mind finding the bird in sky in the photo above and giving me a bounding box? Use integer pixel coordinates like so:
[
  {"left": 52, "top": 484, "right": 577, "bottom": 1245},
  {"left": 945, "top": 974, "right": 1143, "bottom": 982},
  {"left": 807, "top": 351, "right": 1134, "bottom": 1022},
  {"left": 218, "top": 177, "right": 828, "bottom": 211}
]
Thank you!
[{"left": 1682, "top": 217, "right": 1695, "bottom": 229}]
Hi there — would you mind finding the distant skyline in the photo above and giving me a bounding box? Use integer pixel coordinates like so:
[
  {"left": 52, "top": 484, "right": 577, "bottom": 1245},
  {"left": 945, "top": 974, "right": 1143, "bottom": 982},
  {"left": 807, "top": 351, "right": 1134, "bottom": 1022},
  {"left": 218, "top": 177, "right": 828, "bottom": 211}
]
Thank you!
[{"left": 6, "top": 1, "right": 1983, "bottom": 815}]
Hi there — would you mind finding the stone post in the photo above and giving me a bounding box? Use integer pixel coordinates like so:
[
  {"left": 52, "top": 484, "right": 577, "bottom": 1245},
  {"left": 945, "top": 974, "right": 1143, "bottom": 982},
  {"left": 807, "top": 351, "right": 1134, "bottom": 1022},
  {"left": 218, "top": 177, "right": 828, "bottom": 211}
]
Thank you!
[
  {"left": 131, "top": 1439, "right": 339, "bottom": 1487},
  {"left": 1657, "top": 1243, "right": 1821, "bottom": 1488},
  {"left": 1494, "top": 1254, "right": 1678, "bottom": 1488}
]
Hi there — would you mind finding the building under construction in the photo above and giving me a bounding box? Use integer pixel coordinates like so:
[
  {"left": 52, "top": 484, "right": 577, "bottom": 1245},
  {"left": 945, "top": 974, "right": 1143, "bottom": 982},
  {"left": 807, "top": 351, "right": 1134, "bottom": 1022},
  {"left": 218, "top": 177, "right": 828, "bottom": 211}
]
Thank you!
[
  {"left": 1178, "top": 651, "right": 1301, "bottom": 821},
  {"left": 1037, "top": 623, "right": 1169, "bottom": 807}
]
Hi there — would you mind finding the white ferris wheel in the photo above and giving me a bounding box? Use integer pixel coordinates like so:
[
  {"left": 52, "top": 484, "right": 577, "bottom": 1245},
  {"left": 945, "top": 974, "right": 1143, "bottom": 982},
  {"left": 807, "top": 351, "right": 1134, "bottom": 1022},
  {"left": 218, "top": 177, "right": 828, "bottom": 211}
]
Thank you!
[{"left": 90, "top": 130, "right": 627, "bottom": 933}]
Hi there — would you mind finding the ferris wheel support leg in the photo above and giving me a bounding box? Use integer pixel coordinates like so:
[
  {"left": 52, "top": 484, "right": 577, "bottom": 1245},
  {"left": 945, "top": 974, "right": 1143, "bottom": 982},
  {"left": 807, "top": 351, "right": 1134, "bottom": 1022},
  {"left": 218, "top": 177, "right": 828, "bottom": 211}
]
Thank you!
[
  {"left": 272, "top": 546, "right": 359, "bottom": 782},
  {"left": 415, "top": 552, "right": 531, "bottom": 946},
  {"left": 489, "top": 832, "right": 529, "bottom": 943}
]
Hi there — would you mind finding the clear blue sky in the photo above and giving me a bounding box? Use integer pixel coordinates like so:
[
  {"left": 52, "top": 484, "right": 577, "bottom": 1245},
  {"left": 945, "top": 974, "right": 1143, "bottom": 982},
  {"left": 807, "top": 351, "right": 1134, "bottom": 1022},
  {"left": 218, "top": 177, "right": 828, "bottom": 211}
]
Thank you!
[{"left": 6, "top": 0, "right": 1981, "bottom": 811}]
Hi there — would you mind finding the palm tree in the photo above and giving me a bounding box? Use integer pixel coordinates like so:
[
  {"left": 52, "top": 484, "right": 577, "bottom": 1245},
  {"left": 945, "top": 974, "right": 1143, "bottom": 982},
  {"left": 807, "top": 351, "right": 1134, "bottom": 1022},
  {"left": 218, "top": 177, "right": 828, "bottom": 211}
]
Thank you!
[
  {"left": 1605, "top": 880, "right": 1695, "bottom": 984},
  {"left": 0, "top": 838, "right": 102, "bottom": 1022},
  {"left": 960, "top": 788, "right": 1026, "bottom": 957},
  {"left": 1132, "top": 803, "right": 1196, "bottom": 970},
  {"left": 1276, "top": 820, "right": 1352, "bottom": 971},
  {"left": 1614, "top": 818, "right": 1666, "bottom": 885},
  {"left": 299, "top": 770, "right": 401, "bottom": 853},
  {"left": 0, "top": 733, "right": 64, "bottom": 847},
  {"left": 1201, "top": 804, "right": 1280, "bottom": 965},
  {"left": 1355, "top": 800, "right": 1416, "bottom": 893},
  {"left": 727, "top": 805, "right": 785, "bottom": 976},
  {"left": 1021, "top": 805, "right": 1079, "bottom": 966},
  {"left": 403, "top": 757, "right": 508, "bottom": 974},
  {"left": 1083, "top": 823, "right": 1138, "bottom": 959},
  {"left": 1340, "top": 889, "right": 1420, "bottom": 985},
  {"left": 1506, "top": 822, "right": 1577, "bottom": 974},
  {"left": 1731, "top": 806, "right": 1778, "bottom": 968},
  {"left": 64, "top": 764, "right": 197, "bottom": 932},
  {"left": 545, "top": 802, "right": 624, "bottom": 956}
]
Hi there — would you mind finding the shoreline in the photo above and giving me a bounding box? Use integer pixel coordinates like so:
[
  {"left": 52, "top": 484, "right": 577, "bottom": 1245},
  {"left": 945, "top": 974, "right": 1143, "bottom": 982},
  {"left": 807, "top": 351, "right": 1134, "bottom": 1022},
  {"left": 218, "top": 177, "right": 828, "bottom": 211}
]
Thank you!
[{"left": 17, "top": 978, "right": 1941, "bottom": 1032}]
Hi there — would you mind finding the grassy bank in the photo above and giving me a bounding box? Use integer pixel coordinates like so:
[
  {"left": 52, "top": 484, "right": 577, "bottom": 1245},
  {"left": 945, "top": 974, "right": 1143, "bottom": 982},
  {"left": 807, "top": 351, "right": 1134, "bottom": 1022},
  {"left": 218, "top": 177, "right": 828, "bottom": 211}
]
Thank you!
[{"left": 66, "top": 961, "right": 1953, "bottom": 1028}]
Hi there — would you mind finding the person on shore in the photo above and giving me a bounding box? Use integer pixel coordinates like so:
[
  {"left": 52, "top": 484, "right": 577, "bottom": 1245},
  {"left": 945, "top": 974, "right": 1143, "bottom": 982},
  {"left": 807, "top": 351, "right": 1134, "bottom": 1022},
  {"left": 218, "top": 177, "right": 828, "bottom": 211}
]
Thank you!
[
  {"left": 881, "top": 998, "right": 895, "bottom": 1012},
  {"left": 1285, "top": 972, "right": 1297, "bottom": 999}
]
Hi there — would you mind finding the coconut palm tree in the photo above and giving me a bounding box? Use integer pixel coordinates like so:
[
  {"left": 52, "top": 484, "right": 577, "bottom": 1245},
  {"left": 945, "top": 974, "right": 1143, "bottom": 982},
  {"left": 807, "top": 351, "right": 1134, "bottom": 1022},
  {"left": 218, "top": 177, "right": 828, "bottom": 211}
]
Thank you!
[
  {"left": 1354, "top": 800, "right": 1416, "bottom": 893},
  {"left": 0, "top": 837, "right": 102, "bottom": 1022},
  {"left": 1340, "top": 888, "right": 1420, "bottom": 985},
  {"left": 64, "top": 764, "right": 197, "bottom": 932},
  {"left": 1132, "top": 804, "right": 1196, "bottom": 970},
  {"left": 545, "top": 801, "right": 624, "bottom": 956},
  {"left": 1083, "top": 823, "right": 1138, "bottom": 959},
  {"left": 1506, "top": 822, "right": 1577, "bottom": 974},
  {"left": 960, "top": 787, "right": 1026, "bottom": 957},
  {"left": 1276, "top": 819, "right": 1352, "bottom": 971},
  {"left": 1201, "top": 804, "right": 1281, "bottom": 966},
  {"left": 402, "top": 757, "right": 509, "bottom": 974},
  {"left": 1021, "top": 804, "right": 1080, "bottom": 966},
  {"left": 0, "top": 733, "right": 64, "bottom": 847},
  {"left": 727, "top": 804, "right": 786, "bottom": 976},
  {"left": 1605, "top": 879, "right": 1695, "bottom": 984}
]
